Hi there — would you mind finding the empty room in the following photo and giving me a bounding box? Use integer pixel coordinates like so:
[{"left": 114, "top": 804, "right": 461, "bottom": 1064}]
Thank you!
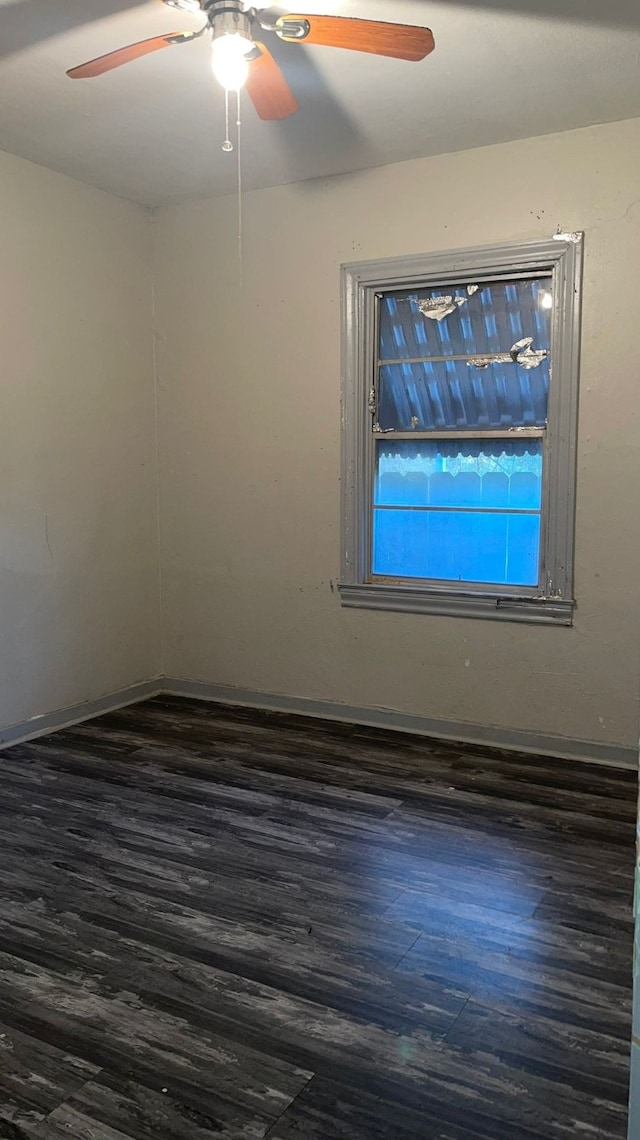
[{"left": 1, "top": 0, "right": 639, "bottom": 1137}]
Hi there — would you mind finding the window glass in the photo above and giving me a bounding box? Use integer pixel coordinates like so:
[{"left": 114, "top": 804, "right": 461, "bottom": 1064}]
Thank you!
[
  {"left": 378, "top": 360, "right": 549, "bottom": 431},
  {"left": 373, "top": 439, "right": 543, "bottom": 587},
  {"left": 378, "top": 277, "right": 552, "bottom": 360},
  {"left": 377, "top": 276, "right": 552, "bottom": 433}
]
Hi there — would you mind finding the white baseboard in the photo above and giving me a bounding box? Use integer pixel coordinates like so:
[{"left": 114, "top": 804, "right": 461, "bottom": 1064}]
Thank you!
[
  {"left": 163, "top": 676, "right": 638, "bottom": 771},
  {"left": 0, "top": 679, "right": 163, "bottom": 750}
]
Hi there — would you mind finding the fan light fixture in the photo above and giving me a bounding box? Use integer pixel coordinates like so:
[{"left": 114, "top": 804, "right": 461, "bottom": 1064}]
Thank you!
[
  {"left": 209, "top": 3, "right": 254, "bottom": 91},
  {"left": 211, "top": 32, "right": 253, "bottom": 90},
  {"left": 66, "top": 2, "right": 436, "bottom": 123}
]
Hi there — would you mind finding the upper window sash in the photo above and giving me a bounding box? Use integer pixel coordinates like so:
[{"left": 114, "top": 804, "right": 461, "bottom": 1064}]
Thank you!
[{"left": 375, "top": 274, "right": 552, "bottom": 432}]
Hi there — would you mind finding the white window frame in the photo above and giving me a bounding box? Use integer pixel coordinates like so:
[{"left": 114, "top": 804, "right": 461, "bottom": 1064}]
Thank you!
[{"left": 339, "top": 236, "right": 583, "bottom": 626}]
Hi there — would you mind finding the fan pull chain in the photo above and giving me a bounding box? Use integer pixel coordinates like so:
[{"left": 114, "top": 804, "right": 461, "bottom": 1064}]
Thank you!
[
  {"left": 222, "top": 87, "right": 233, "bottom": 153},
  {"left": 220, "top": 88, "right": 243, "bottom": 285},
  {"left": 236, "top": 87, "right": 244, "bottom": 288}
]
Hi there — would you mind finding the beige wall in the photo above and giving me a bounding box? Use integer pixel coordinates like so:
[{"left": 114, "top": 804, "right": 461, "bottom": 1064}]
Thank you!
[
  {"left": 0, "top": 150, "right": 159, "bottom": 731},
  {"left": 154, "top": 117, "right": 640, "bottom": 756},
  {"left": 5, "top": 121, "right": 635, "bottom": 757}
]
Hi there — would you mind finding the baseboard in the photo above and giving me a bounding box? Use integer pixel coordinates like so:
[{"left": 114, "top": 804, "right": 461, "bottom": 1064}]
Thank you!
[
  {"left": 162, "top": 676, "right": 638, "bottom": 770},
  {"left": 2, "top": 674, "right": 634, "bottom": 771},
  {"left": 0, "top": 679, "right": 163, "bottom": 751}
]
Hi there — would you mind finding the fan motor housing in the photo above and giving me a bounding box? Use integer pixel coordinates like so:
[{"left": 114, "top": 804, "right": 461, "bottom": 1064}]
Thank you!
[{"left": 205, "top": 0, "right": 251, "bottom": 39}]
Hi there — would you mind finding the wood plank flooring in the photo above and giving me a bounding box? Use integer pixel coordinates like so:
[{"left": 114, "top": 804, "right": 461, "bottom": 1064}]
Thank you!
[{"left": 0, "top": 695, "right": 635, "bottom": 1139}]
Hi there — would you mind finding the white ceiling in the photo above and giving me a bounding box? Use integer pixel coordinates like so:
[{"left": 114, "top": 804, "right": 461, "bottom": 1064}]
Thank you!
[{"left": 0, "top": 0, "right": 639, "bottom": 206}]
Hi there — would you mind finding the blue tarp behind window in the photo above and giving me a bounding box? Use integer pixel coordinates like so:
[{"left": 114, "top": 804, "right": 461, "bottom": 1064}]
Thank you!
[
  {"left": 373, "top": 440, "right": 543, "bottom": 587},
  {"left": 377, "top": 277, "right": 551, "bottom": 431},
  {"left": 378, "top": 359, "right": 549, "bottom": 431},
  {"left": 379, "top": 278, "right": 552, "bottom": 360}
]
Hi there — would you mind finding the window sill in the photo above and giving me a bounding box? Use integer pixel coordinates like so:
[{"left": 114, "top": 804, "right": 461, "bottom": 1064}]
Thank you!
[{"left": 338, "top": 583, "right": 575, "bottom": 625}]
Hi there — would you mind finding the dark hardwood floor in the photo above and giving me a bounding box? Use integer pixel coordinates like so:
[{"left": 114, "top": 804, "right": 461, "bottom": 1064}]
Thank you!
[{"left": 0, "top": 695, "right": 636, "bottom": 1139}]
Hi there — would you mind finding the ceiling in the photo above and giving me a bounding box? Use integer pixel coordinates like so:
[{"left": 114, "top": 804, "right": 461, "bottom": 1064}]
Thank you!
[{"left": 0, "top": 0, "right": 639, "bottom": 207}]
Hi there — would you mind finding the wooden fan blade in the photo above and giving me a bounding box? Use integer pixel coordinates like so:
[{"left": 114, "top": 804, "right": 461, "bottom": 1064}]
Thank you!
[
  {"left": 67, "top": 31, "right": 193, "bottom": 78},
  {"left": 246, "top": 43, "right": 299, "bottom": 121},
  {"left": 277, "top": 15, "right": 434, "bottom": 62}
]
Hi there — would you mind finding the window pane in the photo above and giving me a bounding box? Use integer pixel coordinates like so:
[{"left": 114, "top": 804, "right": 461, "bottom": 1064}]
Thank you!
[
  {"left": 373, "top": 510, "right": 540, "bottom": 586},
  {"left": 379, "top": 277, "right": 552, "bottom": 361},
  {"left": 377, "top": 275, "right": 552, "bottom": 432},
  {"left": 378, "top": 359, "right": 549, "bottom": 430},
  {"left": 372, "top": 439, "right": 542, "bottom": 587}
]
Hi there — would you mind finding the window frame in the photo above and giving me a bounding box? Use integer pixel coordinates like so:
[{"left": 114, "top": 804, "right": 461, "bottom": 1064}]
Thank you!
[{"left": 339, "top": 236, "right": 583, "bottom": 625}]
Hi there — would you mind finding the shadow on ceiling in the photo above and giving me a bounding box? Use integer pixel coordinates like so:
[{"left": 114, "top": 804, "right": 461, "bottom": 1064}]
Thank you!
[
  {"left": 263, "top": 31, "right": 365, "bottom": 162},
  {"left": 401, "top": 0, "right": 640, "bottom": 28},
  {"left": 0, "top": 0, "right": 150, "bottom": 62},
  {"left": 1, "top": 0, "right": 638, "bottom": 64}
]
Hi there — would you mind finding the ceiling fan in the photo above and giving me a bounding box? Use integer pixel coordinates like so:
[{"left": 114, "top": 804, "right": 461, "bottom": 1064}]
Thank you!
[{"left": 66, "top": 1, "right": 435, "bottom": 121}]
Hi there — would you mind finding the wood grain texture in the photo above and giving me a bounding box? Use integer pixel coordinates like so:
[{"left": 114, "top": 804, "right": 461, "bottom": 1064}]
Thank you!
[
  {"left": 0, "top": 695, "right": 634, "bottom": 1139},
  {"left": 67, "top": 33, "right": 190, "bottom": 79},
  {"left": 246, "top": 44, "right": 299, "bottom": 121},
  {"left": 279, "top": 16, "right": 435, "bottom": 61}
]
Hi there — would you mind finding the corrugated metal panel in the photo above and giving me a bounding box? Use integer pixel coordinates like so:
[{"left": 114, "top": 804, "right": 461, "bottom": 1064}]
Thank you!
[{"left": 378, "top": 277, "right": 551, "bottom": 431}]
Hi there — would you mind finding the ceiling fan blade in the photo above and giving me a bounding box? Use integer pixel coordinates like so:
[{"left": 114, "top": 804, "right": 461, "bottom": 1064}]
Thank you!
[
  {"left": 276, "top": 15, "right": 434, "bottom": 62},
  {"left": 246, "top": 43, "right": 299, "bottom": 121},
  {"left": 67, "top": 31, "right": 195, "bottom": 78}
]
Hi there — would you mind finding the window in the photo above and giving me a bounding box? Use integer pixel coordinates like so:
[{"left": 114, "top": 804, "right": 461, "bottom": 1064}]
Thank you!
[{"left": 340, "top": 237, "right": 582, "bottom": 624}]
